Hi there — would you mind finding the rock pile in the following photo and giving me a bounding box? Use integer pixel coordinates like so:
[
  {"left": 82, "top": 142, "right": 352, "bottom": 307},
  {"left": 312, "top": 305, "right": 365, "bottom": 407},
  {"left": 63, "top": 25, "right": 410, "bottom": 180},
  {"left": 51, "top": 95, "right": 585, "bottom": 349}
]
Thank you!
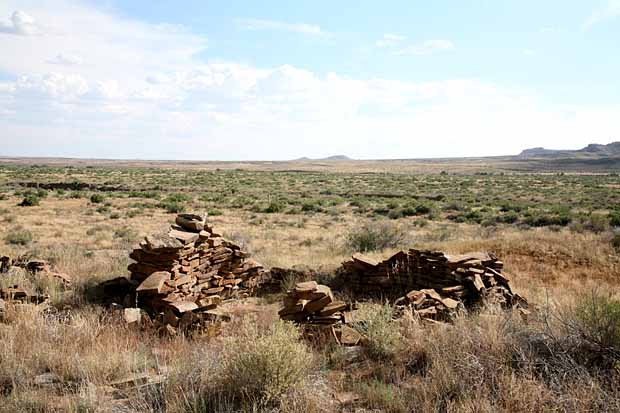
[
  {"left": 0, "top": 286, "right": 50, "bottom": 320},
  {"left": 0, "top": 256, "right": 71, "bottom": 287},
  {"left": 104, "top": 213, "right": 267, "bottom": 334},
  {"left": 279, "top": 281, "right": 363, "bottom": 346},
  {"left": 340, "top": 249, "right": 525, "bottom": 321},
  {"left": 278, "top": 281, "right": 347, "bottom": 324}
]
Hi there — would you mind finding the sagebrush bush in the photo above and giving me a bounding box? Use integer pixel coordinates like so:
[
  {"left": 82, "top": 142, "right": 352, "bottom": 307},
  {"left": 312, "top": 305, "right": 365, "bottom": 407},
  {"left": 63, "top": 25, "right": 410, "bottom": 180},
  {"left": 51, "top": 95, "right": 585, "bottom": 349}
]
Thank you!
[
  {"left": 353, "top": 304, "right": 403, "bottom": 360},
  {"left": 89, "top": 194, "right": 105, "bottom": 204},
  {"left": 221, "top": 320, "right": 314, "bottom": 405},
  {"left": 19, "top": 194, "right": 40, "bottom": 207},
  {"left": 346, "top": 221, "right": 404, "bottom": 252},
  {"left": 568, "top": 292, "right": 620, "bottom": 354}
]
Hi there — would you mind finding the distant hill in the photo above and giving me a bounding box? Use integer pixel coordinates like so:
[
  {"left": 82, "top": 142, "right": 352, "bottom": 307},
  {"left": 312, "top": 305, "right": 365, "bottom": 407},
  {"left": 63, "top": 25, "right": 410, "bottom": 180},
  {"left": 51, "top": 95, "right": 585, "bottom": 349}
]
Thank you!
[
  {"left": 293, "top": 155, "right": 353, "bottom": 161},
  {"left": 518, "top": 141, "right": 620, "bottom": 158}
]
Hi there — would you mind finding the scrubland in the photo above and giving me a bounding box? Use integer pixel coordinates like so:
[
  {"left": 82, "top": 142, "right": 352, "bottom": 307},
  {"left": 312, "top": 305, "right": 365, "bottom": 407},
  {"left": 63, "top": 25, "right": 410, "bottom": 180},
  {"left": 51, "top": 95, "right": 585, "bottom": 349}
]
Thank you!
[{"left": 1, "top": 163, "right": 620, "bottom": 412}]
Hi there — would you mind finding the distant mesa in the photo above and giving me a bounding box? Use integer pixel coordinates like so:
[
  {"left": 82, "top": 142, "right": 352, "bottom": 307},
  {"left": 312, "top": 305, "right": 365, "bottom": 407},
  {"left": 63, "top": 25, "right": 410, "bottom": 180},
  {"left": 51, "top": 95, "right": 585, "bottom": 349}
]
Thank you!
[
  {"left": 293, "top": 155, "right": 353, "bottom": 161},
  {"left": 518, "top": 141, "right": 620, "bottom": 158}
]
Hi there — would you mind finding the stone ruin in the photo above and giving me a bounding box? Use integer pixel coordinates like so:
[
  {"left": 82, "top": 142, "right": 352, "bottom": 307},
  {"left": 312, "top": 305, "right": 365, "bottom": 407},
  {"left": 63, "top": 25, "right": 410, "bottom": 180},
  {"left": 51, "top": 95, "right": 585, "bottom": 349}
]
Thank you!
[
  {"left": 339, "top": 249, "right": 527, "bottom": 322},
  {"left": 101, "top": 213, "right": 268, "bottom": 334},
  {"left": 1, "top": 211, "right": 527, "bottom": 339}
]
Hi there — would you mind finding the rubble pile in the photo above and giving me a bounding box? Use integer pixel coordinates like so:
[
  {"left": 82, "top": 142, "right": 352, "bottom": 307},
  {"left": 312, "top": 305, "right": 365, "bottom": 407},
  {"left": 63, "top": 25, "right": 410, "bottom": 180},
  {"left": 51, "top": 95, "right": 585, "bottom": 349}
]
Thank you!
[
  {"left": 0, "top": 286, "right": 50, "bottom": 320},
  {"left": 278, "top": 281, "right": 347, "bottom": 324},
  {"left": 103, "top": 213, "right": 268, "bottom": 334},
  {"left": 278, "top": 281, "right": 364, "bottom": 346},
  {"left": 0, "top": 256, "right": 71, "bottom": 287},
  {"left": 340, "top": 249, "right": 525, "bottom": 321}
]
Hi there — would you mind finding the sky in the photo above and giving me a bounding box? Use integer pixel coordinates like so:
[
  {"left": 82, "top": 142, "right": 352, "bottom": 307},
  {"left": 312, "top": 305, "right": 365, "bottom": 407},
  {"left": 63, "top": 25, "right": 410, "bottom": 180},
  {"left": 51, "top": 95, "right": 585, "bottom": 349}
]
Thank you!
[{"left": 0, "top": 0, "right": 619, "bottom": 160}]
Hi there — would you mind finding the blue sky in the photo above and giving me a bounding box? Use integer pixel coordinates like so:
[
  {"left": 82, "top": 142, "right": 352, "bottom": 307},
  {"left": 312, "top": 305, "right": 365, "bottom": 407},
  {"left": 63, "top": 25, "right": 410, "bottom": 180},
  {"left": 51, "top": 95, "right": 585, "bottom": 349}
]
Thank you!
[{"left": 0, "top": 0, "right": 619, "bottom": 160}]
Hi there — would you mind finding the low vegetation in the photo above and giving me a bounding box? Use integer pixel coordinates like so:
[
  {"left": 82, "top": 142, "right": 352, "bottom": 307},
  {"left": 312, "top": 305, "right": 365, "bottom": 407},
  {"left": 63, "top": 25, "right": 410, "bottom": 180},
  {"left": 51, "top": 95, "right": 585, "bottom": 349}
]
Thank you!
[{"left": 1, "top": 162, "right": 620, "bottom": 411}]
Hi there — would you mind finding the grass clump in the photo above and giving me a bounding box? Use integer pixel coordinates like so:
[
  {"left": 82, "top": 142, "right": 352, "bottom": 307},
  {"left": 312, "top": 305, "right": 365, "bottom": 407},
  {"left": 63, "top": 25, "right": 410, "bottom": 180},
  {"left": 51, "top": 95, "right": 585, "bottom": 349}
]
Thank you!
[
  {"left": 567, "top": 291, "right": 620, "bottom": 355},
  {"left": 89, "top": 193, "right": 105, "bottom": 204},
  {"left": 353, "top": 304, "right": 403, "bottom": 360},
  {"left": 5, "top": 229, "right": 33, "bottom": 245},
  {"left": 220, "top": 320, "right": 314, "bottom": 406},
  {"left": 346, "top": 221, "right": 404, "bottom": 252},
  {"left": 19, "top": 194, "right": 40, "bottom": 207}
]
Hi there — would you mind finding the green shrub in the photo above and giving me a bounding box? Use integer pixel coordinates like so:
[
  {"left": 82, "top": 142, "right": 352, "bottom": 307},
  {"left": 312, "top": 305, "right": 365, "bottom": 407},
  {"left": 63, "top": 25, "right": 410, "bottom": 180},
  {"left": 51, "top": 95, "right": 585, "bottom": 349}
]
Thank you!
[
  {"left": 89, "top": 194, "right": 105, "bottom": 204},
  {"left": 5, "top": 229, "right": 33, "bottom": 245},
  {"left": 387, "top": 209, "right": 404, "bottom": 219},
  {"left": 609, "top": 212, "right": 620, "bottom": 228},
  {"left": 301, "top": 201, "right": 322, "bottom": 213},
  {"left": 166, "top": 193, "right": 192, "bottom": 203},
  {"left": 221, "top": 320, "right": 313, "bottom": 405},
  {"left": 166, "top": 202, "right": 184, "bottom": 213},
  {"left": 95, "top": 205, "right": 110, "bottom": 214},
  {"left": 207, "top": 208, "right": 223, "bottom": 216},
  {"left": 498, "top": 211, "right": 519, "bottom": 224},
  {"left": 525, "top": 212, "right": 571, "bottom": 227},
  {"left": 19, "top": 194, "right": 40, "bottom": 207},
  {"left": 414, "top": 203, "right": 433, "bottom": 215},
  {"left": 346, "top": 221, "right": 404, "bottom": 252},
  {"left": 264, "top": 200, "right": 285, "bottom": 213}
]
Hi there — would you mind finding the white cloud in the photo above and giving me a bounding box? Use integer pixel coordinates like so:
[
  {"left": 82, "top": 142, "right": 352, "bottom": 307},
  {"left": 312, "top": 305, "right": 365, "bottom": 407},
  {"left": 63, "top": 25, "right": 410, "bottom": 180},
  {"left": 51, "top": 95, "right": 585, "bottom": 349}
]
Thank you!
[
  {"left": 46, "top": 53, "right": 83, "bottom": 66},
  {"left": 0, "top": 0, "right": 618, "bottom": 160},
  {"left": 14, "top": 73, "right": 89, "bottom": 101},
  {"left": 394, "top": 39, "right": 455, "bottom": 56},
  {"left": 583, "top": 0, "right": 620, "bottom": 29},
  {"left": 0, "top": 10, "right": 42, "bottom": 35},
  {"left": 237, "top": 18, "right": 327, "bottom": 36},
  {"left": 523, "top": 49, "right": 535, "bottom": 55},
  {"left": 375, "top": 33, "right": 406, "bottom": 48}
]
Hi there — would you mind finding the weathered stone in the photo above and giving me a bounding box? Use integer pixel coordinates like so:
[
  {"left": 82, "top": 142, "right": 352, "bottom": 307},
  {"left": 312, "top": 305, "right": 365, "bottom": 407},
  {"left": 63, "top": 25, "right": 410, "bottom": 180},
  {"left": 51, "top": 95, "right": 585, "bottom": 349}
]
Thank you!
[
  {"left": 196, "top": 295, "right": 221, "bottom": 309},
  {"left": 136, "top": 271, "right": 171, "bottom": 295},
  {"left": 293, "top": 281, "right": 318, "bottom": 294},
  {"left": 339, "top": 325, "right": 362, "bottom": 346},
  {"left": 318, "top": 302, "right": 347, "bottom": 316},
  {"left": 169, "top": 229, "right": 199, "bottom": 245},
  {"left": 144, "top": 232, "right": 183, "bottom": 251},
  {"left": 123, "top": 308, "right": 142, "bottom": 326},
  {"left": 167, "top": 301, "right": 198, "bottom": 314},
  {"left": 304, "top": 294, "right": 333, "bottom": 313},
  {"left": 176, "top": 214, "right": 206, "bottom": 232}
]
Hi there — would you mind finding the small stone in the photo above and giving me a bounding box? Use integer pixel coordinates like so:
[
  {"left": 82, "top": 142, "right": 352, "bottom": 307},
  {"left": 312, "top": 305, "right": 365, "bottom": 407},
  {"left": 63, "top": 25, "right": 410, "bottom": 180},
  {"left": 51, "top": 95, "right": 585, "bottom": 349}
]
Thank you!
[
  {"left": 167, "top": 301, "right": 198, "bottom": 314},
  {"left": 123, "top": 308, "right": 141, "bottom": 326}
]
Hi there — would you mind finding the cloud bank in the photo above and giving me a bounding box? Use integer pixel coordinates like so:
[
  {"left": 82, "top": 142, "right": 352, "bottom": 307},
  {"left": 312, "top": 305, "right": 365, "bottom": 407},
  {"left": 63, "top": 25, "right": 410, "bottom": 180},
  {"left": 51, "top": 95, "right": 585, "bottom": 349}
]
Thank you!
[{"left": 0, "top": 1, "right": 619, "bottom": 160}]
